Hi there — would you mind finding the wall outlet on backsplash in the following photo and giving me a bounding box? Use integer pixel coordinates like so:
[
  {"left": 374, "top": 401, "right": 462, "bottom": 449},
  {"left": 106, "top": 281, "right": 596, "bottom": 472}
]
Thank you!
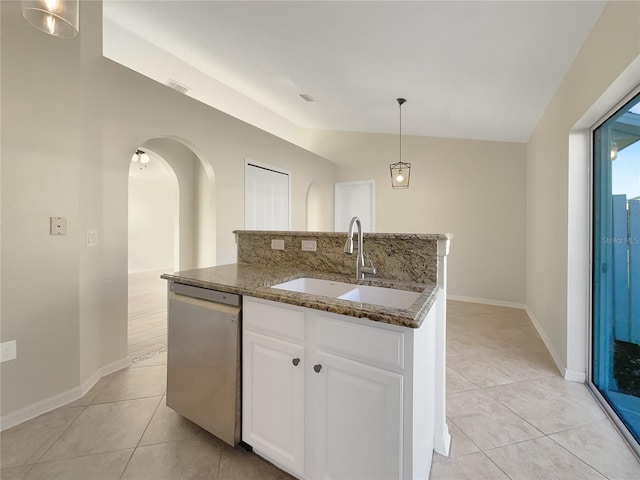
[
  {"left": 301, "top": 240, "right": 317, "bottom": 252},
  {"left": 271, "top": 239, "right": 285, "bottom": 250}
]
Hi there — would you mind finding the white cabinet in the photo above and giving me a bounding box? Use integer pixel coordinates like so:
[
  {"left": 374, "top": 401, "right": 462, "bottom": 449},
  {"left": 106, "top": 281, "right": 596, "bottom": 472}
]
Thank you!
[
  {"left": 242, "top": 296, "right": 439, "bottom": 480},
  {"left": 314, "top": 351, "right": 403, "bottom": 480},
  {"left": 242, "top": 330, "right": 305, "bottom": 477}
]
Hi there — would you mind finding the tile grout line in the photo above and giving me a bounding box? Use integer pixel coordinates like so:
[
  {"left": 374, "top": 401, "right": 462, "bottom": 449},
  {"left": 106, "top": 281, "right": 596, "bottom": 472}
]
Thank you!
[
  {"left": 31, "top": 406, "right": 89, "bottom": 465},
  {"left": 478, "top": 449, "right": 516, "bottom": 480},
  {"left": 546, "top": 434, "right": 610, "bottom": 479},
  {"left": 470, "top": 381, "right": 617, "bottom": 478},
  {"left": 118, "top": 394, "right": 165, "bottom": 480}
]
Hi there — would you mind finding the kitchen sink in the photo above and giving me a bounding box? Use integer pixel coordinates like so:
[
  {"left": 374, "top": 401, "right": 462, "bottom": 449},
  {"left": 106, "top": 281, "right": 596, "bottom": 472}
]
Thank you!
[
  {"left": 337, "top": 285, "right": 420, "bottom": 309},
  {"left": 271, "top": 277, "right": 420, "bottom": 309},
  {"left": 271, "top": 277, "right": 355, "bottom": 297}
]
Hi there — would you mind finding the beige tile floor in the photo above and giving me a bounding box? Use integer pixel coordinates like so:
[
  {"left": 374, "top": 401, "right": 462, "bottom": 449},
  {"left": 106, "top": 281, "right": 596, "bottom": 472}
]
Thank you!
[{"left": 1, "top": 300, "right": 639, "bottom": 479}]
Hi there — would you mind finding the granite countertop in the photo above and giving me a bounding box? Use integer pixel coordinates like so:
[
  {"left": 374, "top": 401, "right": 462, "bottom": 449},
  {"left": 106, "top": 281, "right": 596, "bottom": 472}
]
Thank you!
[{"left": 160, "top": 263, "right": 438, "bottom": 328}]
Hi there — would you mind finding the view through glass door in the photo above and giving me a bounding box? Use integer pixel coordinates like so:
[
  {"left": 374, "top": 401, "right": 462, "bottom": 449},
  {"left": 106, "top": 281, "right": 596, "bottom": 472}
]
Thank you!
[{"left": 592, "top": 91, "right": 640, "bottom": 451}]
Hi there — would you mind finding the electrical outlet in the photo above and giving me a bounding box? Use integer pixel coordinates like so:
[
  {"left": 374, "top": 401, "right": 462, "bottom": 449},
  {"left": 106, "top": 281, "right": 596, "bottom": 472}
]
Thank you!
[
  {"left": 50, "top": 217, "right": 67, "bottom": 235},
  {"left": 0, "top": 340, "right": 17, "bottom": 363},
  {"left": 271, "top": 239, "right": 285, "bottom": 250},
  {"left": 301, "top": 240, "right": 317, "bottom": 252}
]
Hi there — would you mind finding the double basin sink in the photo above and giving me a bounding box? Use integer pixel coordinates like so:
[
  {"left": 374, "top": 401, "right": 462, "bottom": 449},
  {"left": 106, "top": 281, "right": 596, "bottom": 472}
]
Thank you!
[{"left": 271, "top": 277, "right": 420, "bottom": 309}]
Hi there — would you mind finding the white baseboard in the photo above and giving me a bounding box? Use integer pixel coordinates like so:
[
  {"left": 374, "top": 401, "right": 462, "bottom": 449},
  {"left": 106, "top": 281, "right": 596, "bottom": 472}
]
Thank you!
[
  {"left": 0, "top": 356, "right": 130, "bottom": 431},
  {"left": 525, "top": 307, "right": 574, "bottom": 381},
  {"left": 434, "top": 423, "right": 452, "bottom": 457},
  {"left": 564, "top": 369, "right": 587, "bottom": 383},
  {"left": 447, "top": 294, "right": 526, "bottom": 310}
]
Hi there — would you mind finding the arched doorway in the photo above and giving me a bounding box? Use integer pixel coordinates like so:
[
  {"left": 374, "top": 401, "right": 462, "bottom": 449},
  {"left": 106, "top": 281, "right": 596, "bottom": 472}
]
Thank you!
[{"left": 127, "top": 137, "right": 216, "bottom": 361}]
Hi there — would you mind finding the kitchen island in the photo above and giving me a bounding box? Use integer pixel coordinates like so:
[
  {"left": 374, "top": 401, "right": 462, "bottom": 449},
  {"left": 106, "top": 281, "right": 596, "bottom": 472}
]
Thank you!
[{"left": 162, "top": 230, "right": 452, "bottom": 480}]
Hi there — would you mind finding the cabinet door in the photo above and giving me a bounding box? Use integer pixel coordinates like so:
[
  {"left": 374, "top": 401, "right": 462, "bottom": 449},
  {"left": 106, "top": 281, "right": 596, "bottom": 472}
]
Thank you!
[
  {"left": 242, "top": 330, "right": 305, "bottom": 476},
  {"left": 313, "top": 352, "right": 403, "bottom": 480}
]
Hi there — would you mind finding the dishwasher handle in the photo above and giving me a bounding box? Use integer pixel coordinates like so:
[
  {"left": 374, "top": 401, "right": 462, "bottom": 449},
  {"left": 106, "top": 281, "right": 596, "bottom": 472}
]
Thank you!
[{"left": 170, "top": 282, "right": 241, "bottom": 307}]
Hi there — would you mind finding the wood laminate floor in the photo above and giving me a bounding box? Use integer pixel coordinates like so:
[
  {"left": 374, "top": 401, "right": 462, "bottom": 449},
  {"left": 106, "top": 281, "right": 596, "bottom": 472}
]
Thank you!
[{"left": 128, "top": 270, "right": 168, "bottom": 362}]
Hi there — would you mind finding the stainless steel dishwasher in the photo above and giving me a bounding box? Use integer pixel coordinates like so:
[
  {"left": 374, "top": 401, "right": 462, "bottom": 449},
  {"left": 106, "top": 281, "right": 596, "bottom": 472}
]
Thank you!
[{"left": 166, "top": 281, "right": 241, "bottom": 446}]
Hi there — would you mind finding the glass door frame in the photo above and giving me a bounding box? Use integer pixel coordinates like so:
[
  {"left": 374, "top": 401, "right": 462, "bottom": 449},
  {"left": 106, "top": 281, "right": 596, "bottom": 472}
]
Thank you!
[{"left": 587, "top": 84, "right": 640, "bottom": 458}]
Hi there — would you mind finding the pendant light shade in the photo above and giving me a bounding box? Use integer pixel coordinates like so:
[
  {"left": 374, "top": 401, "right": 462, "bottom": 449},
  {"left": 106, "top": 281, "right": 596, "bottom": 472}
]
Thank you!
[
  {"left": 22, "top": 0, "right": 79, "bottom": 38},
  {"left": 390, "top": 98, "right": 411, "bottom": 189}
]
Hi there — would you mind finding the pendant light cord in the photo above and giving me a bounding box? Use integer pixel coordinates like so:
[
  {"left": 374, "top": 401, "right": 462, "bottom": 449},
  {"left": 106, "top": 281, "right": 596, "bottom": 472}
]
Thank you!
[
  {"left": 397, "top": 98, "right": 406, "bottom": 166},
  {"left": 399, "top": 102, "right": 402, "bottom": 164}
]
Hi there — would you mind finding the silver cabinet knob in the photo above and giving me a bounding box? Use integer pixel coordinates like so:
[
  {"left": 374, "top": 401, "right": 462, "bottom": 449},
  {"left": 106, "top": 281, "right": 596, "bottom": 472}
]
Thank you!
[
  {"left": 292, "top": 358, "right": 300, "bottom": 367},
  {"left": 314, "top": 364, "right": 322, "bottom": 373}
]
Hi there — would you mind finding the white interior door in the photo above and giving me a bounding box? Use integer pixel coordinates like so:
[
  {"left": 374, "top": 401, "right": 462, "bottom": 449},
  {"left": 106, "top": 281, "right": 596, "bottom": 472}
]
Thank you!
[
  {"left": 334, "top": 180, "right": 375, "bottom": 232},
  {"left": 245, "top": 160, "right": 290, "bottom": 230}
]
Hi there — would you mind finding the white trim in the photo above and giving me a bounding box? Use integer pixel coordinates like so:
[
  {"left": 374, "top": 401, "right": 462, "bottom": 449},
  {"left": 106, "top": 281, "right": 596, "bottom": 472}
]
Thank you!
[
  {"left": 0, "top": 356, "right": 129, "bottom": 431},
  {"left": 566, "top": 130, "right": 590, "bottom": 378},
  {"left": 434, "top": 416, "right": 451, "bottom": 457},
  {"left": 525, "top": 307, "right": 569, "bottom": 380},
  {"left": 447, "top": 294, "right": 525, "bottom": 310},
  {"left": 564, "top": 369, "right": 587, "bottom": 383}
]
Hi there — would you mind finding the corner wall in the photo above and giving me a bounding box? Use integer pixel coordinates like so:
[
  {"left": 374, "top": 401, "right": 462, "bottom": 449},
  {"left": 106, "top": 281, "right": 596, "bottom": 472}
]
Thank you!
[{"left": 526, "top": 1, "right": 640, "bottom": 378}]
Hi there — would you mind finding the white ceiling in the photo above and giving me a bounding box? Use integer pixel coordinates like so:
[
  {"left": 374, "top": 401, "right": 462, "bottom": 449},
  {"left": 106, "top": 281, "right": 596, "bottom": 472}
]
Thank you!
[{"left": 103, "top": 0, "right": 606, "bottom": 144}]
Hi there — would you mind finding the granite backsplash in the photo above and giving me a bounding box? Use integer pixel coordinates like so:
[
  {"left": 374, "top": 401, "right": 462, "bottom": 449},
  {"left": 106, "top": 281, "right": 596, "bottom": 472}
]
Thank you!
[{"left": 235, "top": 230, "right": 450, "bottom": 284}]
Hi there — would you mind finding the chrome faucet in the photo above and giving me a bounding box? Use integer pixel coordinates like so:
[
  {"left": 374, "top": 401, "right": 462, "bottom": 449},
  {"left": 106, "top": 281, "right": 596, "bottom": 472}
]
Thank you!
[{"left": 343, "top": 216, "right": 377, "bottom": 280}]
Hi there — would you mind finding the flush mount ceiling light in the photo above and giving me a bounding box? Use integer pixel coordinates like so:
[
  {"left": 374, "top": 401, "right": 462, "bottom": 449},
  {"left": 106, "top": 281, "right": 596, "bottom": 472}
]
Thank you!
[
  {"left": 390, "top": 98, "right": 411, "bottom": 189},
  {"left": 22, "top": 0, "right": 79, "bottom": 38},
  {"left": 131, "top": 149, "right": 150, "bottom": 169}
]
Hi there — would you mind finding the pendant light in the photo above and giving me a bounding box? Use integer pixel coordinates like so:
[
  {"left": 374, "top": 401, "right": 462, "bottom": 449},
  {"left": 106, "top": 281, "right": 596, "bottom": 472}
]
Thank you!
[
  {"left": 390, "top": 98, "right": 411, "bottom": 189},
  {"left": 22, "top": 0, "right": 79, "bottom": 38}
]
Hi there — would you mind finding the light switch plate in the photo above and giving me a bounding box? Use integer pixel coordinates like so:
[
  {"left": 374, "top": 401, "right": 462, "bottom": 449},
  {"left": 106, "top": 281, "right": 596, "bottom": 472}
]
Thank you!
[
  {"left": 301, "top": 240, "right": 317, "bottom": 252},
  {"left": 271, "top": 239, "right": 285, "bottom": 250},
  {"left": 0, "top": 340, "right": 17, "bottom": 363},
  {"left": 50, "top": 217, "right": 67, "bottom": 235},
  {"left": 86, "top": 229, "right": 98, "bottom": 247}
]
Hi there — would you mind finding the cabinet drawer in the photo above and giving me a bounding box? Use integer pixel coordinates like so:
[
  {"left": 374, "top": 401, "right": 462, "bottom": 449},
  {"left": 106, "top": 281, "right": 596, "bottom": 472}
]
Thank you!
[
  {"left": 316, "top": 316, "right": 405, "bottom": 371},
  {"left": 244, "top": 298, "right": 305, "bottom": 342}
]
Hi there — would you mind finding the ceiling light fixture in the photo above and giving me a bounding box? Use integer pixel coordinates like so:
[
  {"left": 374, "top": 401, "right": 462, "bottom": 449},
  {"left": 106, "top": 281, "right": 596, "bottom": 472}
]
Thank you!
[
  {"left": 390, "top": 98, "right": 411, "bottom": 189},
  {"left": 131, "top": 149, "right": 150, "bottom": 169},
  {"left": 21, "top": 0, "right": 79, "bottom": 38}
]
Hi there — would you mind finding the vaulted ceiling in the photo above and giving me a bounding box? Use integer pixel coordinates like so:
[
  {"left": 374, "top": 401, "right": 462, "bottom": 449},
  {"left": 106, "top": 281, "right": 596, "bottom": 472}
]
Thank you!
[{"left": 103, "top": 1, "right": 606, "bottom": 145}]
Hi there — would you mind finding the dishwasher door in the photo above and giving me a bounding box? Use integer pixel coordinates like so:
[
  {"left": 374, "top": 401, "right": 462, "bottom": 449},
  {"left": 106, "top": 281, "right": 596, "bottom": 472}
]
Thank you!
[{"left": 167, "top": 282, "right": 241, "bottom": 446}]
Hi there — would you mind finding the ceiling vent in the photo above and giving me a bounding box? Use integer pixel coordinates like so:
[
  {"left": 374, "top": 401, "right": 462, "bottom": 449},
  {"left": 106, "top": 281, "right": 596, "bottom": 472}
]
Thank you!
[
  {"left": 299, "top": 93, "right": 316, "bottom": 102},
  {"left": 166, "top": 79, "right": 191, "bottom": 95}
]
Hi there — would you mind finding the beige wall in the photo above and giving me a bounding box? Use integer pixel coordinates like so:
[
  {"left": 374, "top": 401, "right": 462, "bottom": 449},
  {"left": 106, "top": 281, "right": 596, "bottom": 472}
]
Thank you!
[
  {"left": 128, "top": 154, "right": 178, "bottom": 273},
  {"left": 299, "top": 130, "right": 527, "bottom": 305},
  {"left": 0, "top": 1, "right": 335, "bottom": 422},
  {"left": 526, "top": 1, "right": 640, "bottom": 376}
]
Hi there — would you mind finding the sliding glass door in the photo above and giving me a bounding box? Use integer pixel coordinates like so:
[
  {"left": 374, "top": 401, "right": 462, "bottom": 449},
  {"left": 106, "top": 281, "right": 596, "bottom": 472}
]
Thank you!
[{"left": 592, "top": 91, "right": 640, "bottom": 450}]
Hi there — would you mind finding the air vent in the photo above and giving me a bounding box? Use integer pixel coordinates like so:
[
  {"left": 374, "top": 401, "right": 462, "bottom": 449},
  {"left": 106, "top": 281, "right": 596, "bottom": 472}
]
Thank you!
[
  {"left": 299, "top": 93, "right": 316, "bottom": 102},
  {"left": 166, "top": 79, "right": 191, "bottom": 95}
]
